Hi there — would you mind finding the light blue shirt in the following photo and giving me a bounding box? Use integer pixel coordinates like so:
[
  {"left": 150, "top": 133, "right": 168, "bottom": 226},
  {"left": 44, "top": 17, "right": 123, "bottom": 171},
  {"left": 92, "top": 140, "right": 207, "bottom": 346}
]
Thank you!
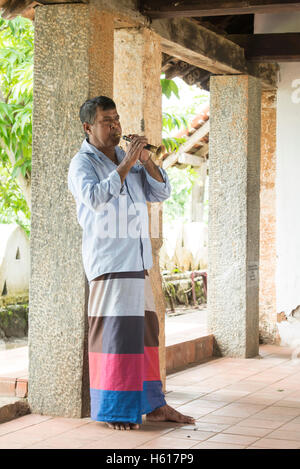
[{"left": 67, "top": 139, "right": 171, "bottom": 282}]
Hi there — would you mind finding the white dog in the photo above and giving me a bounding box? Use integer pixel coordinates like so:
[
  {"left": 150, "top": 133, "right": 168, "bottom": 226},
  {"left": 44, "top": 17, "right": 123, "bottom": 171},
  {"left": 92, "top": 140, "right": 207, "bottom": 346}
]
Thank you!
[{"left": 277, "top": 306, "right": 300, "bottom": 363}]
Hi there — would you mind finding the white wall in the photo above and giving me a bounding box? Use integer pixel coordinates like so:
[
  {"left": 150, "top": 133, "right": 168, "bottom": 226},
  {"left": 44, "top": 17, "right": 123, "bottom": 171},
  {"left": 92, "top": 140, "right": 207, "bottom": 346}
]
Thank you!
[{"left": 255, "top": 14, "right": 300, "bottom": 315}]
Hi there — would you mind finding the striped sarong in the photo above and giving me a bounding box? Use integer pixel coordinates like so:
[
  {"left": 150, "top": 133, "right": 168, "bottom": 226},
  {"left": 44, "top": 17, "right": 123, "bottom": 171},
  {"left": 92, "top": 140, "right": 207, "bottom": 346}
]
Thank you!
[{"left": 87, "top": 269, "right": 167, "bottom": 424}]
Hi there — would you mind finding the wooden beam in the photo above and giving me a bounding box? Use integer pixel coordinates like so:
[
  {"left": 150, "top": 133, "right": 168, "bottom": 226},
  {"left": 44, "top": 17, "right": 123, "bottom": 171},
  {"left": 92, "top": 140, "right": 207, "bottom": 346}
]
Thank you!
[
  {"left": 151, "top": 17, "right": 278, "bottom": 88},
  {"left": 0, "top": 0, "right": 39, "bottom": 19},
  {"left": 178, "top": 152, "right": 206, "bottom": 166},
  {"left": 228, "top": 33, "right": 300, "bottom": 62},
  {"left": 141, "top": 1, "right": 300, "bottom": 18},
  {"left": 0, "top": 0, "right": 87, "bottom": 19},
  {"left": 1, "top": 0, "right": 148, "bottom": 25},
  {"left": 195, "top": 144, "right": 209, "bottom": 158},
  {"left": 152, "top": 18, "right": 247, "bottom": 76},
  {"left": 162, "top": 120, "right": 210, "bottom": 169}
]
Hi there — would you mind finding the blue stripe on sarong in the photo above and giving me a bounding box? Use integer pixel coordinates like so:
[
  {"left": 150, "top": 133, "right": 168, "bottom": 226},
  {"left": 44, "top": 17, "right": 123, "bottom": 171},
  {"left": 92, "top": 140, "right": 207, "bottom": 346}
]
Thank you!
[
  {"left": 90, "top": 381, "right": 166, "bottom": 424},
  {"left": 90, "top": 388, "right": 143, "bottom": 424},
  {"left": 141, "top": 380, "right": 167, "bottom": 415}
]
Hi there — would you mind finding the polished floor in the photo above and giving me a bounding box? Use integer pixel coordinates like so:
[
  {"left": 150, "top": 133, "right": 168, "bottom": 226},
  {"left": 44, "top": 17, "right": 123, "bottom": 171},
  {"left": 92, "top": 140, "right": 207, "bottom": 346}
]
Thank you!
[{"left": 0, "top": 344, "right": 300, "bottom": 449}]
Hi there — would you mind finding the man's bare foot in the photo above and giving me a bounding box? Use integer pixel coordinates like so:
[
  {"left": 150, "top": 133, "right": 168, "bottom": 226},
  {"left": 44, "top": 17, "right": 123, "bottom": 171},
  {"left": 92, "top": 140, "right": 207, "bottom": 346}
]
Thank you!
[
  {"left": 146, "top": 404, "right": 195, "bottom": 425},
  {"left": 106, "top": 422, "right": 140, "bottom": 430}
]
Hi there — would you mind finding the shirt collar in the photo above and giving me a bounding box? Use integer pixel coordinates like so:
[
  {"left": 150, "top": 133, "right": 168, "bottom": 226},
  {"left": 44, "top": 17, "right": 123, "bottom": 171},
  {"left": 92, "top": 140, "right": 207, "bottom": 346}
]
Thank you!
[{"left": 80, "top": 138, "right": 125, "bottom": 164}]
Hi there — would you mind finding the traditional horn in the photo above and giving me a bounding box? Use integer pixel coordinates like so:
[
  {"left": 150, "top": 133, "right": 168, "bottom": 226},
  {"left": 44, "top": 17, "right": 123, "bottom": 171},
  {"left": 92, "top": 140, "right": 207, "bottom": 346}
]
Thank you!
[{"left": 122, "top": 135, "right": 166, "bottom": 159}]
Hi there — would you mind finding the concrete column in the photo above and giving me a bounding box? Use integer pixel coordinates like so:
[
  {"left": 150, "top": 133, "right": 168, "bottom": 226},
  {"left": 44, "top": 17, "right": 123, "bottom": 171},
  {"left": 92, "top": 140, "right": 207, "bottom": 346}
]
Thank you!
[
  {"left": 259, "top": 91, "right": 278, "bottom": 343},
  {"left": 208, "top": 75, "right": 261, "bottom": 358},
  {"left": 113, "top": 28, "right": 166, "bottom": 389},
  {"left": 29, "top": 4, "right": 114, "bottom": 417}
]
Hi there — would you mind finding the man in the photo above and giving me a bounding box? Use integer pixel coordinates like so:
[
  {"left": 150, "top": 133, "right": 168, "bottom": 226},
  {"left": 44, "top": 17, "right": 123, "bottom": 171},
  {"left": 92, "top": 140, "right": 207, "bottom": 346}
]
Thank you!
[{"left": 68, "top": 96, "right": 195, "bottom": 430}]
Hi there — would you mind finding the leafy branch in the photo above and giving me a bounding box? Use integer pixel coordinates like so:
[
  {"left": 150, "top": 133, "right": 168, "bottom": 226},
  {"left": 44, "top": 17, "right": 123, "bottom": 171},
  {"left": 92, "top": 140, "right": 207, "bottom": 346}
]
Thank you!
[
  {"left": 160, "top": 77, "right": 188, "bottom": 152},
  {"left": 0, "top": 14, "right": 33, "bottom": 231}
]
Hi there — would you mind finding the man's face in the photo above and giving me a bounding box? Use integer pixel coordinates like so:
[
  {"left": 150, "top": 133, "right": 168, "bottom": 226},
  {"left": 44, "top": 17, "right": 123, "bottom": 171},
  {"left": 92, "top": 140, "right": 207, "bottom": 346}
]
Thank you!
[{"left": 83, "top": 106, "right": 122, "bottom": 149}]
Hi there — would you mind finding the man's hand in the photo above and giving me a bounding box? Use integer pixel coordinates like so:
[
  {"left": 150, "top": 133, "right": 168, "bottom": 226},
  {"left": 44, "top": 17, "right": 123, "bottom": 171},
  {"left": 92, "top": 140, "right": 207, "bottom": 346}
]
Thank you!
[
  {"left": 116, "top": 134, "right": 149, "bottom": 185},
  {"left": 125, "top": 134, "right": 150, "bottom": 165}
]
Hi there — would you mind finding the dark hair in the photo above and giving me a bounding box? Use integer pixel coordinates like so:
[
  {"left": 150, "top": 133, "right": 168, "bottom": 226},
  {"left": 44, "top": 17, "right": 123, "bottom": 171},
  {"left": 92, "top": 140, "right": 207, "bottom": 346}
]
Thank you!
[{"left": 79, "top": 96, "right": 116, "bottom": 137}]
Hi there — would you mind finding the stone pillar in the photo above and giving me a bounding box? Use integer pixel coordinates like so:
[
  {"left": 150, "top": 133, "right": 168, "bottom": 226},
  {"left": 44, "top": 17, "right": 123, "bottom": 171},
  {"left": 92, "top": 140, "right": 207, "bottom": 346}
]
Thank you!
[
  {"left": 259, "top": 91, "right": 278, "bottom": 343},
  {"left": 29, "top": 4, "right": 114, "bottom": 417},
  {"left": 113, "top": 28, "right": 166, "bottom": 389},
  {"left": 208, "top": 75, "right": 261, "bottom": 358}
]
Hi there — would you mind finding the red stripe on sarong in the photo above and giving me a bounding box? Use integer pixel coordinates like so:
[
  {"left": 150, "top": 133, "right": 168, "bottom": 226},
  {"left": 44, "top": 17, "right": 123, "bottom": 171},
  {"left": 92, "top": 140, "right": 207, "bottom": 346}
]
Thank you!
[
  {"left": 89, "top": 352, "right": 144, "bottom": 391},
  {"left": 144, "top": 346, "right": 161, "bottom": 381}
]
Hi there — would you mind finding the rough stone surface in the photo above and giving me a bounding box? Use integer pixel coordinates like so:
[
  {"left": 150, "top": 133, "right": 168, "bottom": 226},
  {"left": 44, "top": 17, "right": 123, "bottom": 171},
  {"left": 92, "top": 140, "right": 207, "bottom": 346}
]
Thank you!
[
  {"left": 208, "top": 75, "right": 261, "bottom": 358},
  {"left": 29, "top": 4, "right": 114, "bottom": 417},
  {"left": 92, "top": 0, "right": 149, "bottom": 27},
  {"left": 114, "top": 28, "right": 167, "bottom": 389},
  {"left": 259, "top": 91, "right": 279, "bottom": 344},
  {"left": 0, "top": 397, "right": 30, "bottom": 424}
]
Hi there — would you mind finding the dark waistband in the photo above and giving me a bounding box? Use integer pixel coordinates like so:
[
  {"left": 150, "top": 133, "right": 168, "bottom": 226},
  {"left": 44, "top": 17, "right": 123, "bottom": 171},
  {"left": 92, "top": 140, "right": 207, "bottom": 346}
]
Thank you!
[{"left": 91, "top": 269, "right": 148, "bottom": 282}]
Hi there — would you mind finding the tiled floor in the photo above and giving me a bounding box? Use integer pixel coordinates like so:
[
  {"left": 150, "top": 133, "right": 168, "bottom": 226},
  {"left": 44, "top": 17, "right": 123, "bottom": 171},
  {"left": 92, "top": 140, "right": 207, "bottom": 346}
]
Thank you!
[{"left": 1, "top": 344, "right": 300, "bottom": 449}]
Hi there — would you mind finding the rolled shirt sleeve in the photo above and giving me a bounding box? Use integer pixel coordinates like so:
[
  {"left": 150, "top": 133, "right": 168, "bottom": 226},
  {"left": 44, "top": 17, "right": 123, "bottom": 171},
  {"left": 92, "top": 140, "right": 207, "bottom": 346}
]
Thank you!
[
  {"left": 142, "top": 166, "right": 171, "bottom": 202},
  {"left": 68, "top": 155, "right": 122, "bottom": 212}
]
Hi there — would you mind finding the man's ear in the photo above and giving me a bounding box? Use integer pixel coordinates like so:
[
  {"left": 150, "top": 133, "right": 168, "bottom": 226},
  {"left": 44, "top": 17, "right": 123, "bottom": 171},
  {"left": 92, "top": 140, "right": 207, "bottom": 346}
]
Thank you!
[{"left": 83, "top": 122, "right": 91, "bottom": 136}]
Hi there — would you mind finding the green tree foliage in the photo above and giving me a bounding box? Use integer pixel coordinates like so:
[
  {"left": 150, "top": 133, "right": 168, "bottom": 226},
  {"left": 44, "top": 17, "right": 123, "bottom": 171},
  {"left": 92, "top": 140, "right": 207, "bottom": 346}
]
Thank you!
[
  {"left": 0, "top": 16, "right": 33, "bottom": 175},
  {"left": 162, "top": 111, "right": 188, "bottom": 152},
  {"left": 161, "top": 77, "right": 188, "bottom": 152},
  {"left": 160, "top": 77, "right": 180, "bottom": 100},
  {"left": 161, "top": 76, "right": 209, "bottom": 223},
  {"left": 0, "top": 165, "right": 30, "bottom": 236},
  {"left": 0, "top": 15, "right": 33, "bottom": 236},
  {"left": 163, "top": 165, "right": 203, "bottom": 223}
]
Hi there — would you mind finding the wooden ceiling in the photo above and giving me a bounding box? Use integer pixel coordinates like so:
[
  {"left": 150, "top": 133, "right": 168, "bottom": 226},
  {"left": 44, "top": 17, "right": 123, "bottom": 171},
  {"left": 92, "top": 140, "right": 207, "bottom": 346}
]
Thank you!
[
  {"left": 1, "top": 1, "right": 299, "bottom": 91},
  {"left": 153, "top": 2, "right": 300, "bottom": 91},
  {"left": 162, "top": 13, "right": 254, "bottom": 90},
  {"left": 140, "top": 1, "right": 300, "bottom": 18}
]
